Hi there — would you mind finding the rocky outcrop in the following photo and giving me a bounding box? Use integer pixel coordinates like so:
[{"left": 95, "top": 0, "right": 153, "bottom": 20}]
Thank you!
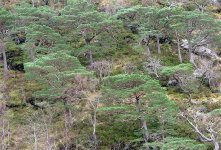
[
  {"left": 181, "top": 39, "right": 219, "bottom": 61},
  {"left": 194, "top": 46, "right": 219, "bottom": 60},
  {"left": 181, "top": 39, "right": 221, "bottom": 92}
]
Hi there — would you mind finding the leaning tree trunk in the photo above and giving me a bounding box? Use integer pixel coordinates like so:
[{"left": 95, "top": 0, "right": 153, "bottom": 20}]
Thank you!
[
  {"left": 135, "top": 96, "right": 149, "bottom": 150},
  {"left": 181, "top": 112, "right": 220, "bottom": 150},
  {"left": 175, "top": 31, "right": 182, "bottom": 63},
  {"left": 156, "top": 35, "right": 161, "bottom": 54},
  {"left": 213, "top": 141, "right": 219, "bottom": 150}
]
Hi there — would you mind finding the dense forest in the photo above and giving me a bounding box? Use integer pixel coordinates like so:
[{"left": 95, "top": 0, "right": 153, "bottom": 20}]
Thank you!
[{"left": 1, "top": 0, "right": 221, "bottom": 149}]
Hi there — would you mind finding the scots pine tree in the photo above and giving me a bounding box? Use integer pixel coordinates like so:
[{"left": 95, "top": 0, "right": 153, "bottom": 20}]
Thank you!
[
  {"left": 178, "top": 10, "right": 219, "bottom": 63},
  {"left": 24, "top": 51, "right": 93, "bottom": 100},
  {"left": 101, "top": 74, "right": 177, "bottom": 149},
  {"left": 168, "top": 7, "right": 186, "bottom": 63},
  {"left": 50, "top": 0, "right": 124, "bottom": 64},
  {"left": 22, "top": 24, "right": 69, "bottom": 61},
  {"left": 14, "top": 3, "right": 55, "bottom": 27}
]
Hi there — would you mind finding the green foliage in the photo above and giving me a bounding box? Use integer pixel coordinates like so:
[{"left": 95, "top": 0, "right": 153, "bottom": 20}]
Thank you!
[
  {"left": 160, "top": 63, "right": 193, "bottom": 76},
  {"left": 172, "top": 9, "right": 221, "bottom": 52},
  {"left": 2, "top": 1, "right": 221, "bottom": 149},
  {"left": 0, "top": 7, "right": 14, "bottom": 26},
  {"left": 149, "top": 137, "right": 207, "bottom": 150},
  {"left": 102, "top": 73, "right": 177, "bottom": 110},
  {"left": 14, "top": 3, "right": 54, "bottom": 27},
  {"left": 21, "top": 24, "right": 70, "bottom": 61},
  {"left": 116, "top": 5, "right": 143, "bottom": 31},
  {"left": 97, "top": 120, "right": 139, "bottom": 146},
  {"left": 209, "top": 109, "right": 221, "bottom": 117},
  {"left": 102, "top": 74, "right": 178, "bottom": 143},
  {"left": 0, "top": 7, "right": 14, "bottom": 39},
  {"left": 160, "top": 63, "right": 199, "bottom": 94},
  {"left": 6, "top": 42, "right": 23, "bottom": 70},
  {"left": 50, "top": 1, "right": 124, "bottom": 63},
  {"left": 102, "top": 74, "right": 158, "bottom": 99},
  {"left": 24, "top": 51, "right": 92, "bottom": 99},
  {"left": 25, "top": 24, "right": 62, "bottom": 43}
]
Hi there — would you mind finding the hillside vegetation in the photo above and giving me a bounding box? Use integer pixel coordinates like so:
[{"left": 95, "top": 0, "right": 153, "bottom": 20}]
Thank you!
[{"left": 1, "top": 0, "right": 221, "bottom": 150}]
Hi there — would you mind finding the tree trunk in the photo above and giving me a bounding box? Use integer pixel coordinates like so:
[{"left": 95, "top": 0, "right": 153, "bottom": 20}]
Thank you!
[
  {"left": 89, "top": 99, "right": 98, "bottom": 149},
  {"left": 0, "top": 40, "right": 8, "bottom": 78},
  {"left": 187, "top": 39, "right": 195, "bottom": 65},
  {"left": 33, "top": 123, "right": 38, "bottom": 150},
  {"left": 213, "top": 141, "right": 219, "bottom": 150},
  {"left": 135, "top": 96, "right": 149, "bottom": 150},
  {"left": 156, "top": 35, "right": 161, "bottom": 54},
  {"left": 2, "top": 50, "right": 8, "bottom": 78},
  {"left": 32, "top": 0, "right": 35, "bottom": 7},
  {"left": 89, "top": 50, "right": 93, "bottom": 65},
  {"left": 143, "top": 35, "right": 151, "bottom": 58},
  {"left": 146, "top": 45, "right": 151, "bottom": 58},
  {"left": 188, "top": 93, "right": 192, "bottom": 104},
  {"left": 63, "top": 100, "right": 72, "bottom": 128},
  {"left": 187, "top": 21, "right": 195, "bottom": 65},
  {"left": 141, "top": 116, "right": 149, "bottom": 143},
  {"left": 92, "top": 109, "right": 98, "bottom": 149},
  {"left": 175, "top": 31, "right": 182, "bottom": 63}
]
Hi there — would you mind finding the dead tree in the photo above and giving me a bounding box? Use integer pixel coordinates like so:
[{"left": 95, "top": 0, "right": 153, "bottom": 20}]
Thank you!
[
  {"left": 180, "top": 109, "right": 221, "bottom": 150},
  {"left": 89, "top": 97, "right": 99, "bottom": 149},
  {"left": 143, "top": 57, "right": 162, "bottom": 78},
  {"left": 88, "top": 61, "right": 112, "bottom": 80}
]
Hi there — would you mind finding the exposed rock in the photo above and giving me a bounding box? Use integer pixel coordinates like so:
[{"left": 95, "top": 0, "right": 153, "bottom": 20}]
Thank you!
[
  {"left": 181, "top": 39, "right": 221, "bottom": 92},
  {"left": 181, "top": 39, "right": 189, "bottom": 49},
  {"left": 181, "top": 39, "right": 219, "bottom": 61},
  {"left": 194, "top": 46, "right": 219, "bottom": 60},
  {"left": 193, "top": 68, "right": 205, "bottom": 78},
  {"left": 167, "top": 79, "right": 179, "bottom": 86}
]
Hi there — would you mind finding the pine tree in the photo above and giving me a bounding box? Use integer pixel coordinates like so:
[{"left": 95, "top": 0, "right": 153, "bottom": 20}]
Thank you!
[
  {"left": 50, "top": 0, "right": 124, "bottom": 64},
  {"left": 161, "top": 63, "right": 201, "bottom": 101},
  {"left": 177, "top": 10, "right": 219, "bottom": 63},
  {"left": 168, "top": 7, "right": 186, "bottom": 63},
  {"left": 139, "top": 6, "right": 164, "bottom": 54},
  {"left": 14, "top": 2, "right": 55, "bottom": 27},
  {"left": 101, "top": 74, "right": 177, "bottom": 149},
  {"left": 24, "top": 51, "right": 92, "bottom": 100},
  {"left": 148, "top": 137, "right": 207, "bottom": 150},
  {"left": 21, "top": 24, "right": 70, "bottom": 61}
]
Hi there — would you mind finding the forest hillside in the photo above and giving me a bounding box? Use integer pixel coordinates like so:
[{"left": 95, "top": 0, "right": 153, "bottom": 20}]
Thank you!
[{"left": 1, "top": 0, "right": 221, "bottom": 149}]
